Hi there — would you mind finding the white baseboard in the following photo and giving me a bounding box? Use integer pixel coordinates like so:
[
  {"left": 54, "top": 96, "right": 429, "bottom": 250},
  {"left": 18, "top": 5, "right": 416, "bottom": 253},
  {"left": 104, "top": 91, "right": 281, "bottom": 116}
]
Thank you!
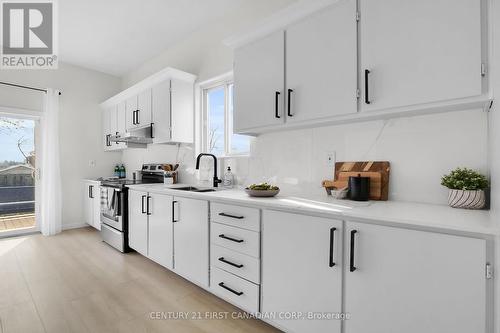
[{"left": 62, "top": 222, "right": 89, "bottom": 231}]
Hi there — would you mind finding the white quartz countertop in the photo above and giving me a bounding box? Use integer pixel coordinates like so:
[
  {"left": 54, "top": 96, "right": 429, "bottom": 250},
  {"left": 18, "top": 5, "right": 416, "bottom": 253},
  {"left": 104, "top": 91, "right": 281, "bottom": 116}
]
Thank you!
[{"left": 126, "top": 184, "right": 499, "bottom": 236}]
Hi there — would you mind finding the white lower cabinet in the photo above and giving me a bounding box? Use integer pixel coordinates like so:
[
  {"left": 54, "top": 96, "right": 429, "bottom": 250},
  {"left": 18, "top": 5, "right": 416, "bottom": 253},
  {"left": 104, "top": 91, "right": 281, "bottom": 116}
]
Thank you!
[
  {"left": 344, "top": 221, "right": 486, "bottom": 333},
  {"left": 173, "top": 197, "right": 209, "bottom": 287},
  {"left": 261, "top": 209, "right": 488, "bottom": 333},
  {"left": 128, "top": 190, "right": 148, "bottom": 256},
  {"left": 147, "top": 193, "right": 173, "bottom": 269},
  {"left": 262, "top": 210, "right": 343, "bottom": 333},
  {"left": 82, "top": 180, "right": 100, "bottom": 230}
]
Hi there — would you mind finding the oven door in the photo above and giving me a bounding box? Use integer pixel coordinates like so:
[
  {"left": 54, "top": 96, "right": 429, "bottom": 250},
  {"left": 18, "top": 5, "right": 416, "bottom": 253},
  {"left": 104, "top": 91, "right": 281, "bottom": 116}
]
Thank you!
[{"left": 100, "top": 186, "right": 124, "bottom": 231}]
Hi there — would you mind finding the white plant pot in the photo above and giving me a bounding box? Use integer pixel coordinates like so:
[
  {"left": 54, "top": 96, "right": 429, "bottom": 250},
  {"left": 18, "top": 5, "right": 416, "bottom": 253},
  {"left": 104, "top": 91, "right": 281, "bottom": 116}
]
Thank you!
[{"left": 447, "top": 189, "right": 486, "bottom": 209}]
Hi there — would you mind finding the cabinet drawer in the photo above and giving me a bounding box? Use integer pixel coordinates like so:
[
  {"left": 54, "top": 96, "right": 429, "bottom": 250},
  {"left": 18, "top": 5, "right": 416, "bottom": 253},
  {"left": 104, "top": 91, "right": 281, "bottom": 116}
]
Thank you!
[
  {"left": 210, "top": 267, "right": 259, "bottom": 313},
  {"left": 211, "top": 223, "right": 260, "bottom": 258},
  {"left": 211, "top": 244, "right": 260, "bottom": 284},
  {"left": 211, "top": 203, "right": 260, "bottom": 231}
]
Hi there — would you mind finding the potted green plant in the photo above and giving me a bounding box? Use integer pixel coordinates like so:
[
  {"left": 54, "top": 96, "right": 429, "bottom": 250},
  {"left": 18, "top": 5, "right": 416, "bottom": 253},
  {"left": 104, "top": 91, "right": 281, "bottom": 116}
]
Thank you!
[{"left": 441, "top": 168, "right": 488, "bottom": 209}]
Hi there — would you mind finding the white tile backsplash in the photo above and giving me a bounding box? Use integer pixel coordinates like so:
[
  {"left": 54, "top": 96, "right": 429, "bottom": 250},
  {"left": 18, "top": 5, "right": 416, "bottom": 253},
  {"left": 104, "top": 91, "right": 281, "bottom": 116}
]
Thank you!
[{"left": 122, "top": 109, "right": 488, "bottom": 205}]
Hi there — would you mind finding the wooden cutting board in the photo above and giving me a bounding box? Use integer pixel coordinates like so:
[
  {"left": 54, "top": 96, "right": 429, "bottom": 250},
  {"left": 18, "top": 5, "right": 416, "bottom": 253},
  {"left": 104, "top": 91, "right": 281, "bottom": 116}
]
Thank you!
[{"left": 322, "top": 161, "right": 390, "bottom": 200}]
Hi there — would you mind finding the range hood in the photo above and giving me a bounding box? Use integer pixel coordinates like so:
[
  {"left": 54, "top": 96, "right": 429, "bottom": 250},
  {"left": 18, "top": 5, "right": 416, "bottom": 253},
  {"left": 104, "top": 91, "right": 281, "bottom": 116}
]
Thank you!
[{"left": 110, "top": 125, "right": 153, "bottom": 147}]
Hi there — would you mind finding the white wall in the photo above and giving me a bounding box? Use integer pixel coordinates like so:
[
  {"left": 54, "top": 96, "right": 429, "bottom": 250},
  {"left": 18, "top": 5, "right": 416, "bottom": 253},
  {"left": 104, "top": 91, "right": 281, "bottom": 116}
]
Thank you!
[
  {"left": 121, "top": 0, "right": 489, "bottom": 206},
  {"left": 0, "top": 62, "right": 122, "bottom": 228}
]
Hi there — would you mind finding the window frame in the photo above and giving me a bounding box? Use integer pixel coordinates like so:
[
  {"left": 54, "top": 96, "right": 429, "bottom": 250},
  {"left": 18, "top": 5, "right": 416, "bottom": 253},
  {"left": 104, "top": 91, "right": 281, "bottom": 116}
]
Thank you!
[{"left": 199, "top": 73, "right": 249, "bottom": 158}]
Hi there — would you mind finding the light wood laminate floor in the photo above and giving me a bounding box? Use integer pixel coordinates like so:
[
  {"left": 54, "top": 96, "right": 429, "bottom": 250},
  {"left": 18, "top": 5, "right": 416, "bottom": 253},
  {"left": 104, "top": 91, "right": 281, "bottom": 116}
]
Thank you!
[{"left": 0, "top": 227, "right": 279, "bottom": 333}]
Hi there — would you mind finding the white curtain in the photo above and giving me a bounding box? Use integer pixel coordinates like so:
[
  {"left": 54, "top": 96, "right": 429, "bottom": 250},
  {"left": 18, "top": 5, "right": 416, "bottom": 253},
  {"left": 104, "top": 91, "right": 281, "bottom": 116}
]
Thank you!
[{"left": 40, "top": 88, "right": 62, "bottom": 236}]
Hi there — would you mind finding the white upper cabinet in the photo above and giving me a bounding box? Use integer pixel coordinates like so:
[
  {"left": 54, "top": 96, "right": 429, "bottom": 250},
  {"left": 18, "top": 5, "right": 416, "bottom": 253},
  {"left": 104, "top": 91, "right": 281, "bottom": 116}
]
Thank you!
[
  {"left": 286, "top": 1, "right": 357, "bottom": 122},
  {"left": 125, "top": 96, "right": 137, "bottom": 130},
  {"left": 170, "top": 79, "right": 194, "bottom": 143},
  {"left": 151, "top": 79, "right": 194, "bottom": 144},
  {"left": 234, "top": 30, "right": 285, "bottom": 132},
  {"left": 116, "top": 101, "right": 126, "bottom": 134},
  {"left": 359, "top": 0, "right": 483, "bottom": 112},
  {"left": 101, "top": 67, "right": 196, "bottom": 148},
  {"left": 344, "top": 221, "right": 486, "bottom": 333},
  {"left": 151, "top": 80, "right": 171, "bottom": 144},
  {"left": 102, "top": 108, "right": 111, "bottom": 151},
  {"left": 137, "top": 89, "right": 152, "bottom": 127}
]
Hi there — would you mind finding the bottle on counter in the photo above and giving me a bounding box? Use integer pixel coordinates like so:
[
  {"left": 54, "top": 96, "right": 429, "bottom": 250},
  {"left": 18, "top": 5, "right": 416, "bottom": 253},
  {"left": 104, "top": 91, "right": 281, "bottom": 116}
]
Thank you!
[
  {"left": 120, "top": 164, "right": 126, "bottom": 179},
  {"left": 114, "top": 165, "right": 120, "bottom": 178},
  {"left": 223, "top": 166, "right": 234, "bottom": 188}
]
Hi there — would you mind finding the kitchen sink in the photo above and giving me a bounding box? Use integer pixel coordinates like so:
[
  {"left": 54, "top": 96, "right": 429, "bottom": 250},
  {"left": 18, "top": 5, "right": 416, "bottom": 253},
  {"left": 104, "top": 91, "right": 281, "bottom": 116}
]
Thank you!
[{"left": 171, "top": 186, "right": 216, "bottom": 193}]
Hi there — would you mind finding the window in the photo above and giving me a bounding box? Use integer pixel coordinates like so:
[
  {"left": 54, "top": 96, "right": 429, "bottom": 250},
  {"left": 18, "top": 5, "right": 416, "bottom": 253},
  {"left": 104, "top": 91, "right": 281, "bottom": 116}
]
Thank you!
[{"left": 202, "top": 78, "right": 251, "bottom": 156}]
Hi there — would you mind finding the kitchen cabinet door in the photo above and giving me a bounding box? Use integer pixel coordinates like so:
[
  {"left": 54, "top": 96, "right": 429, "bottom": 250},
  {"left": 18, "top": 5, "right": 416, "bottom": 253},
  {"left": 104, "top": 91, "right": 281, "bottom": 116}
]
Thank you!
[
  {"left": 114, "top": 102, "right": 127, "bottom": 150},
  {"left": 126, "top": 96, "right": 138, "bottom": 130},
  {"left": 344, "top": 222, "right": 486, "bottom": 333},
  {"left": 359, "top": 0, "right": 483, "bottom": 112},
  {"left": 102, "top": 109, "right": 111, "bottom": 151},
  {"left": 173, "top": 197, "right": 209, "bottom": 287},
  {"left": 234, "top": 30, "right": 285, "bottom": 133},
  {"left": 151, "top": 80, "right": 171, "bottom": 144},
  {"left": 91, "top": 184, "right": 101, "bottom": 230},
  {"left": 137, "top": 89, "right": 152, "bottom": 127},
  {"left": 262, "top": 210, "right": 343, "bottom": 333},
  {"left": 286, "top": 1, "right": 357, "bottom": 122},
  {"left": 147, "top": 193, "right": 173, "bottom": 269},
  {"left": 128, "top": 190, "right": 148, "bottom": 256},
  {"left": 170, "top": 79, "right": 194, "bottom": 143},
  {"left": 83, "top": 182, "right": 93, "bottom": 226}
]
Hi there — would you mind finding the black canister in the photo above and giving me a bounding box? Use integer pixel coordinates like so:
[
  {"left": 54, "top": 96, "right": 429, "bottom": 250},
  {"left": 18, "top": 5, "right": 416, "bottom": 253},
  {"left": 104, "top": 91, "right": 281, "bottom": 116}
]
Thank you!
[{"left": 349, "top": 174, "right": 370, "bottom": 201}]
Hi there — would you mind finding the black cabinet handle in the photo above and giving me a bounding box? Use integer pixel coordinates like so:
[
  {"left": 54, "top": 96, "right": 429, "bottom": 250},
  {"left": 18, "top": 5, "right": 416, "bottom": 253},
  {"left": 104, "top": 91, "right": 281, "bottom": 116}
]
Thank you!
[
  {"left": 136, "top": 109, "right": 140, "bottom": 125},
  {"left": 329, "top": 227, "right": 336, "bottom": 267},
  {"left": 275, "top": 91, "right": 281, "bottom": 118},
  {"left": 218, "top": 257, "right": 244, "bottom": 268},
  {"left": 172, "top": 200, "right": 178, "bottom": 222},
  {"left": 141, "top": 195, "right": 146, "bottom": 214},
  {"left": 287, "top": 89, "right": 293, "bottom": 117},
  {"left": 132, "top": 111, "right": 136, "bottom": 125},
  {"left": 146, "top": 196, "right": 151, "bottom": 215},
  {"left": 218, "top": 282, "right": 243, "bottom": 296},
  {"left": 88, "top": 185, "right": 92, "bottom": 198},
  {"left": 150, "top": 123, "right": 154, "bottom": 138},
  {"left": 115, "top": 132, "right": 119, "bottom": 145},
  {"left": 219, "top": 234, "right": 244, "bottom": 243},
  {"left": 364, "top": 69, "right": 371, "bottom": 104},
  {"left": 219, "top": 212, "right": 244, "bottom": 219},
  {"left": 105, "top": 134, "right": 110, "bottom": 147},
  {"left": 350, "top": 230, "right": 357, "bottom": 272}
]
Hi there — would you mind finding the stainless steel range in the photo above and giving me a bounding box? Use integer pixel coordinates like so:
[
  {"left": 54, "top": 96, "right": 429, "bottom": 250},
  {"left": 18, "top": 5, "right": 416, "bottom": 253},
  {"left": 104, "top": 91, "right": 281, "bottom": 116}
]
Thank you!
[{"left": 100, "top": 164, "right": 166, "bottom": 252}]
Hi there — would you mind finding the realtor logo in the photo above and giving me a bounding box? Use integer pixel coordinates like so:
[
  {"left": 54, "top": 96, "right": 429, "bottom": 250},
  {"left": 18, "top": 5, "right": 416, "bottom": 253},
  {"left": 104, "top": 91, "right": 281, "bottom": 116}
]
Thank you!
[{"left": 1, "top": 0, "right": 58, "bottom": 69}]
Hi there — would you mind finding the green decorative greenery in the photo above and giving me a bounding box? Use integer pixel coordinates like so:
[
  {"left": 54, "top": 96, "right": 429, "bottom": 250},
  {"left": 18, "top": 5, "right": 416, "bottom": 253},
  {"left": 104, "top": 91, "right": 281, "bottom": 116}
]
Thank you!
[{"left": 441, "top": 168, "right": 488, "bottom": 191}]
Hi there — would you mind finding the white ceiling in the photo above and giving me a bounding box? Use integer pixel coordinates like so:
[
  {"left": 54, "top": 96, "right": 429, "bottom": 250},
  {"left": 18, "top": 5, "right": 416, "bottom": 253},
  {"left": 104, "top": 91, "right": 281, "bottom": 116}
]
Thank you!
[{"left": 59, "top": 0, "right": 255, "bottom": 77}]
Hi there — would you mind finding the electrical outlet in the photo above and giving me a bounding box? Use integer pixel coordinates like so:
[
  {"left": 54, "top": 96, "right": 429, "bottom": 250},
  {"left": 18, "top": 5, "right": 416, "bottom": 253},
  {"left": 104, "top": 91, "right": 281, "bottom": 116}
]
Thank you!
[
  {"left": 326, "top": 151, "right": 336, "bottom": 167},
  {"left": 89, "top": 160, "right": 96, "bottom": 168}
]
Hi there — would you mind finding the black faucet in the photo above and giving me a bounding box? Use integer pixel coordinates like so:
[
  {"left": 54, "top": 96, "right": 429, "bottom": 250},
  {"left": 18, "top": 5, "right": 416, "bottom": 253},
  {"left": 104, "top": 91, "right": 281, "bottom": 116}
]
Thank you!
[{"left": 195, "top": 153, "right": 222, "bottom": 188}]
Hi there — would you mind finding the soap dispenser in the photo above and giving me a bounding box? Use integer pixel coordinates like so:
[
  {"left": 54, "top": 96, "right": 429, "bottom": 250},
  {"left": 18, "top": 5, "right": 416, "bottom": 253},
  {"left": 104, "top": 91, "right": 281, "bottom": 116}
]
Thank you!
[{"left": 223, "top": 166, "right": 234, "bottom": 188}]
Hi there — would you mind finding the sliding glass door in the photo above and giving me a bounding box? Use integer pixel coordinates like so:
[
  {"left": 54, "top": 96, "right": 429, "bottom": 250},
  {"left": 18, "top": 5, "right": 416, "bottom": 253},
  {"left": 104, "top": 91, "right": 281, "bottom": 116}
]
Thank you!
[{"left": 0, "top": 115, "right": 38, "bottom": 235}]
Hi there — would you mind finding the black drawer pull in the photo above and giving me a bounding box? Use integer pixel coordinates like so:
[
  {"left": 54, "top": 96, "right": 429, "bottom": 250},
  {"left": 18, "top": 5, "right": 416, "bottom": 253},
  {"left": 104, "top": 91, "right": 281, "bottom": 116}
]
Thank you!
[
  {"left": 218, "top": 257, "right": 244, "bottom": 268},
  {"left": 329, "top": 227, "right": 336, "bottom": 267},
  {"left": 141, "top": 195, "right": 146, "bottom": 214},
  {"left": 275, "top": 91, "right": 281, "bottom": 118},
  {"left": 219, "top": 212, "right": 244, "bottom": 219},
  {"left": 350, "top": 230, "right": 357, "bottom": 272},
  {"left": 218, "top": 282, "right": 243, "bottom": 296},
  {"left": 364, "top": 69, "right": 371, "bottom": 104},
  {"left": 219, "top": 234, "right": 244, "bottom": 243},
  {"left": 287, "top": 88, "right": 293, "bottom": 117}
]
